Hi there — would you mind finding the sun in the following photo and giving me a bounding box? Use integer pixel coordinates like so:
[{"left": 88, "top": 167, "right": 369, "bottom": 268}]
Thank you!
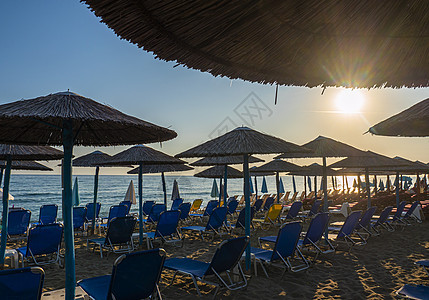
[{"left": 335, "top": 89, "right": 365, "bottom": 114}]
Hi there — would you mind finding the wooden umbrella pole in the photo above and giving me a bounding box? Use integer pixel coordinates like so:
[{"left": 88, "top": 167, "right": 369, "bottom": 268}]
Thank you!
[
  {"left": 276, "top": 172, "right": 280, "bottom": 203},
  {"left": 365, "top": 168, "right": 371, "bottom": 209},
  {"left": 224, "top": 165, "right": 228, "bottom": 206},
  {"left": 0, "top": 157, "right": 11, "bottom": 266},
  {"left": 395, "top": 172, "right": 400, "bottom": 207},
  {"left": 138, "top": 163, "right": 143, "bottom": 245},
  {"left": 243, "top": 154, "right": 251, "bottom": 271},
  {"left": 91, "top": 166, "right": 99, "bottom": 235},
  {"left": 161, "top": 172, "right": 167, "bottom": 208},
  {"left": 322, "top": 157, "right": 328, "bottom": 212}
]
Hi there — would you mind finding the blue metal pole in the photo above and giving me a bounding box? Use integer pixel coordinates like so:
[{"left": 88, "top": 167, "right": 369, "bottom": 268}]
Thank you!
[
  {"left": 314, "top": 176, "right": 317, "bottom": 202},
  {"left": 62, "top": 119, "right": 75, "bottom": 300},
  {"left": 224, "top": 165, "right": 228, "bottom": 206},
  {"left": 0, "top": 168, "right": 3, "bottom": 187},
  {"left": 365, "top": 168, "right": 371, "bottom": 208},
  {"left": 91, "top": 166, "right": 99, "bottom": 235},
  {"left": 322, "top": 157, "right": 328, "bottom": 212},
  {"left": 243, "top": 154, "right": 251, "bottom": 270},
  {"left": 138, "top": 163, "right": 143, "bottom": 245},
  {"left": 395, "top": 172, "right": 400, "bottom": 207},
  {"left": 161, "top": 172, "right": 167, "bottom": 209},
  {"left": 0, "top": 157, "right": 12, "bottom": 266},
  {"left": 254, "top": 176, "right": 258, "bottom": 201},
  {"left": 276, "top": 172, "right": 280, "bottom": 203},
  {"left": 219, "top": 176, "right": 222, "bottom": 205}
]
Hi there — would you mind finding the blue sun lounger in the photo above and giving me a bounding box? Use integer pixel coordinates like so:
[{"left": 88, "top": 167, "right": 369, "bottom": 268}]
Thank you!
[
  {"left": 396, "top": 284, "right": 429, "bottom": 300},
  {"left": 178, "top": 202, "right": 191, "bottom": 222},
  {"left": 416, "top": 260, "right": 429, "bottom": 276},
  {"left": 145, "top": 210, "right": 182, "bottom": 249},
  {"left": 371, "top": 206, "right": 393, "bottom": 234},
  {"left": 229, "top": 206, "right": 256, "bottom": 233},
  {"left": 7, "top": 209, "right": 31, "bottom": 238},
  {"left": 280, "top": 201, "right": 303, "bottom": 222},
  {"left": 73, "top": 207, "right": 87, "bottom": 234},
  {"left": 145, "top": 204, "right": 167, "bottom": 224},
  {"left": 16, "top": 223, "right": 63, "bottom": 267},
  {"left": 171, "top": 198, "right": 183, "bottom": 211},
  {"left": 0, "top": 267, "right": 45, "bottom": 300},
  {"left": 78, "top": 248, "right": 166, "bottom": 300},
  {"left": 251, "top": 221, "right": 309, "bottom": 277},
  {"left": 327, "top": 210, "right": 362, "bottom": 252},
  {"left": 386, "top": 201, "right": 407, "bottom": 228},
  {"left": 85, "top": 202, "right": 101, "bottom": 223},
  {"left": 99, "top": 205, "right": 129, "bottom": 232},
  {"left": 299, "top": 199, "right": 322, "bottom": 220},
  {"left": 181, "top": 206, "right": 227, "bottom": 240},
  {"left": 38, "top": 204, "right": 58, "bottom": 225},
  {"left": 164, "top": 236, "right": 249, "bottom": 297},
  {"left": 253, "top": 198, "right": 264, "bottom": 213},
  {"left": 227, "top": 198, "right": 239, "bottom": 217},
  {"left": 400, "top": 201, "right": 421, "bottom": 225},
  {"left": 262, "top": 197, "right": 275, "bottom": 212},
  {"left": 119, "top": 200, "right": 132, "bottom": 214},
  {"left": 87, "top": 216, "right": 137, "bottom": 258},
  {"left": 142, "top": 201, "right": 155, "bottom": 217},
  {"left": 190, "top": 200, "right": 218, "bottom": 218}
]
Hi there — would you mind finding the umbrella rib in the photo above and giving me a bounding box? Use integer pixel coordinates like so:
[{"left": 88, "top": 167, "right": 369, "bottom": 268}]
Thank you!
[
  {"left": 30, "top": 118, "right": 62, "bottom": 130},
  {"left": 73, "top": 121, "right": 85, "bottom": 145}
]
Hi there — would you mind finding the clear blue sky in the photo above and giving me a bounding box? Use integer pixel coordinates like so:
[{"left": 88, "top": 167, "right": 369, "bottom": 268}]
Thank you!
[{"left": 1, "top": 1, "right": 428, "bottom": 175}]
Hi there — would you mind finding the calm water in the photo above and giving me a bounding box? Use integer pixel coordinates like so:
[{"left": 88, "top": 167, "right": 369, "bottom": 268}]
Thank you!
[{"left": 1, "top": 173, "right": 371, "bottom": 220}]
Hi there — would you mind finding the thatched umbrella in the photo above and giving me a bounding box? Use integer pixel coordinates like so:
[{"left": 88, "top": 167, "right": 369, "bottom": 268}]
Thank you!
[
  {"left": 191, "top": 155, "right": 263, "bottom": 205},
  {"left": 176, "top": 126, "right": 310, "bottom": 269},
  {"left": 252, "top": 159, "right": 302, "bottom": 202},
  {"left": 102, "top": 145, "right": 185, "bottom": 245},
  {"left": 369, "top": 98, "right": 429, "bottom": 137},
  {"left": 127, "top": 163, "right": 193, "bottom": 205},
  {"left": 194, "top": 165, "right": 243, "bottom": 179},
  {"left": 330, "top": 151, "right": 408, "bottom": 208},
  {"left": 83, "top": 1, "right": 429, "bottom": 89},
  {"left": 71, "top": 150, "right": 123, "bottom": 234},
  {"left": 0, "top": 145, "right": 63, "bottom": 266},
  {"left": 276, "top": 136, "right": 366, "bottom": 212},
  {"left": 0, "top": 91, "right": 176, "bottom": 299}
]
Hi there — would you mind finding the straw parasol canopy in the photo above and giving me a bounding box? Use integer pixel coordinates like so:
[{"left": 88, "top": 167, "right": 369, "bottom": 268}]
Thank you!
[
  {"left": 0, "top": 160, "right": 53, "bottom": 171},
  {"left": 336, "top": 167, "right": 396, "bottom": 176},
  {"left": 191, "top": 155, "right": 263, "bottom": 166},
  {"left": 194, "top": 165, "right": 243, "bottom": 179},
  {"left": 329, "top": 151, "right": 407, "bottom": 169},
  {"left": 72, "top": 150, "right": 113, "bottom": 167},
  {"left": 105, "top": 145, "right": 185, "bottom": 166},
  {"left": 0, "top": 91, "right": 177, "bottom": 146},
  {"left": 176, "top": 127, "right": 310, "bottom": 158},
  {"left": 368, "top": 98, "right": 429, "bottom": 137},
  {"left": 127, "top": 163, "right": 193, "bottom": 174},
  {"left": 0, "top": 144, "right": 64, "bottom": 161},
  {"left": 82, "top": 1, "right": 429, "bottom": 88},
  {"left": 290, "top": 163, "right": 339, "bottom": 176},
  {"left": 253, "top": 159, "right": 302, "bottom": 173},
  {"left": 249, "top": 166, "right": 275, "bottom": 177}
]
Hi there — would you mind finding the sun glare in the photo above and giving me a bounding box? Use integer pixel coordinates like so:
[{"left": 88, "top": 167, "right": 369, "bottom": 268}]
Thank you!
[{"left": 335, "top": 89, "right": 365, "bottom": 114}]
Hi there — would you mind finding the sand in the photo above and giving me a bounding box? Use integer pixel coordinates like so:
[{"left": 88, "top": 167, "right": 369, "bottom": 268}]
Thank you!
[{"left": 6, "top": 215, "right": 428, "bottom": 299}]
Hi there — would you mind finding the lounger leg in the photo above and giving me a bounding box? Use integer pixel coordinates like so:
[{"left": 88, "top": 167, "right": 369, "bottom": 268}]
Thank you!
[{"left": 191, "top": 275, "right": 201, "bottom": 297}]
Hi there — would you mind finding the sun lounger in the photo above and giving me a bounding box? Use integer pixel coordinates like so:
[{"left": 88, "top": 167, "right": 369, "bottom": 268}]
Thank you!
[
  {"left": 16, "top": 223, "right": 63, "bottom": 267},
  {"left": 229, "top": 206, "right": 256, "bottom": 232},
  {"left": 145, "top": 204, "right": 166, "bottom": 224},
  {"left": 181, "top": 206, "right": 227, "bottom": 241},
  {"left": 387, "top": 201, "right": 407, "bottom": 228},
  {"left": 416, "top": 260, "right": 429, "bottom": 276},
  {"left": 99, "top": 204, "right": 128, "bottom": 233},
  {"left": 178, "top": 202, "right": 191, "bottom": 222},
  {"left": 78, "top": 248, "right": 166, "bottom": 300},
  {"left": 253, "top": 198, "right": 264, "bottom": 214},
  {"left": 7, "top": 209, "right": 31, "bottom": 239},
  {"left": 280, "top": 201, "right": 303, "bottom": 222},
  {"left": 85, "top": 202, "right": 101, "bottom": 228},
  {"left": 396, "top": 284, "right": 429, "bottom": 300},
  {"left": 262, "top": 197, "right": 275, "bottom": 212},
  {"left": 144, "top": 210, "right": 182, "bottom": 249},
  {"left": 0, "top": 266, "right": 44, "bottom": 300},
  {"left": 36, "top": 204, "right": 58, "bottom": 225},
  {"left": 371, "top": 206, "right": 393, "bottom": 234},
  {"left": 119, "top": 200, "right": 132, "bottom": 214},
  {"left": 190, "top": 199, "right": 203, "bottom": 213},
  {"left": 164, "top": 236, "right": 249, "bottom": 297},
  {"left": 87, "top": 216, "right": 137, "bottom": 258},
  {"left": 400, "top": 201, "right": 421, "bottom": 224},
  {"left": 142, "top": 201, "right": 155, "bottom": 216},
  {"left": 252, "top": 221, "right": 309, "bottom": 277},
  {"left": 227, "top": 198, "right": 239, "bottom": 217},
  {"left": 171, "top": 198, "right": 183, "bottom": 210},
  {"left": 253, "top": 204, "right": 282, "bottom": 230},
  {"left": 189, "top": 200, "right": 218, "bottom": 218},
  {"left": 73, "top": 206, "right": 87, "bottom": 234},
  {"left": 299, "top": 199, "right": 322, "bottom": 220},
  {"left": 327, "top": 210, "right": 362, "bottom": 252}
]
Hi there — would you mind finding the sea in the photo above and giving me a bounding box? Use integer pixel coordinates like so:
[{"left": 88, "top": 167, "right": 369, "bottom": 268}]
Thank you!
[{"left": 1, "top": 173, "right": 400, "bottom": 221}]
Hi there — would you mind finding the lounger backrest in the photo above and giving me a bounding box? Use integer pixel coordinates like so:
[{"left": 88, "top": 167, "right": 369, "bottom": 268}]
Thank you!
[
  {"left": 148, "top": 204, "right": 166, "bottom": 223},
  {"left": 309, "top": 200, "right": 322, "bottom": 216},
  {"left": 393, "top": 201, "right": 407, "bottom": 221},
  {"left": 358, "top": 206, "right": 376, "bottom": 228},
  {"left": 263, "top": 197, "right": 275, "bottom": 211},
  {"left": 171, "top": 198, "right": 183, "bottom": 211},
  {"left": 108, "top": 249, "right": 166, "bottom": 300},
  {"left": 253, "top": 199, "right": 263, "bottom": 211},
  {"left": 85, "top": 203, "right": 101, "bottom": 222},
  {"left": 142, "top": 201, "right": 155, "bottom": 216},
  {"left": 290, "top": 192, "right": 299, "bottom": 201},
  {"left": 286, "top": 201, "right": 303, "bottom": 219},
  {"left": 8, "top": 209, "right": 31, "bottom": 236},
  {"left": 106, "top": 216, "right": 137, "bottom": 245},
  {"left": 27, "top": 224, "right": 63, "bottom": 257},
  {"left": 119, "top": 201, "right": 132, "bottom": 214},
  {"left": 302, "top": 212, "right": 330, "bottom": 245},
  {"left": 403, "top": 201, "right": 420, "bottom": 218},
  {"left": 206, "top": 207, "right": 227, "bottom": 231},
  {"left": 155, "top": 210, "right": 180, "bottom": 238},
  {"left": 73, "top": 207, "right": 87, "bottom": 229},
  {"left": 39, "top": 204, "right": 58, "bottom": 225},
  {"left": 265, "top": 204, "right": 282, "bottom": 222},
  {"left": 235, "top": 206, "right": 256, "bottom": 229},
  {"left": 203, "top": 200, "right": 218, "bottom": 216},
  {"left": 227, "top": 199, "right": 239, "bottom": 214},
  {"left": 178, "top": 202, "right": 191, "bottom": 220},
  {"left": 107, "top": 205, "right": 128, "bottom": 225},
  {"left": 272, "top": 221, "right": 302, "bottom": 261},
  {"left": 206, "top": 236, "right": 249, "bottom": 276},
  {"left": 337, "top": 211, "right": 361, "bottom": 238},
  {"left": 376, "top": 206, "right": 393, "bottom": 225},
  {"left": 0, "top": 267, "right": 44, "bottom": 300},
  {"left": 190, "top": 199, "right": 202, "bottom": 212}
]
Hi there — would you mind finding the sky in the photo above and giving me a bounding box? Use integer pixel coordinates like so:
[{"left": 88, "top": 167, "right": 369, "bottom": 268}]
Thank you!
[{"left": 1, "top": 1, "right": 428, "bottom": 175}]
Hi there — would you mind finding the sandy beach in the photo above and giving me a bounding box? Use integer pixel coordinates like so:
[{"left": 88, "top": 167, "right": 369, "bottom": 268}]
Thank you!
[{"left": 7, "top": 211, "right": 427, "bottom": 299}]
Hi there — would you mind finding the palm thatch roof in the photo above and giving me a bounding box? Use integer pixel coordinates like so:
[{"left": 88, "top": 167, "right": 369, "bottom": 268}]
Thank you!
[
  {"left": 253, "top": 159, "right": 302, "bottom": 173},
  {"left": 336, "top": 167, "right": 396, "bottom": 176},
  {"left": 329, "top": 151, "right": 407, "bottom": 169},
  {"left": 127, "top": 164, "right": 193, "bottom": 174},
  {"left": 249, "top": 166, "right": 275, "bottom": 177},
  {"left": 190, "top": 155, "right": 263, "bottom": 166},
  {"left": 389, "top": 156, "right": 429, "bottom": 172},
  {"left": 83, "top": 0, "right": 429, "bottom": 88},
  {"left": 103, "top": 144, "right": 185, "bottom": 165},
  {"left": 0, "top": 144, "right": 63, "bottom": 160},
  {"left": 176, "top": 127, "right": 311, "bottom": 158},
  {"left": 0, "top": 91, "right": 177, "bottom": 146},
  {"left": 0, "top": 160, "right": 53, "bottom": 171},
  {"left": 194, "top": 165, "right": 243, "bottom": 179},
  {"left": 72, "top": 151, "right": 112, "bottom": 167},
  {"left": 368, "top": 98, "right": 429, "bottom": 137},
  {"left": 276, "top": 136, "right": 365, "bottom": 159},
  {"left": 289, "top": 163, "right": 338, "bottom": 176}
]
